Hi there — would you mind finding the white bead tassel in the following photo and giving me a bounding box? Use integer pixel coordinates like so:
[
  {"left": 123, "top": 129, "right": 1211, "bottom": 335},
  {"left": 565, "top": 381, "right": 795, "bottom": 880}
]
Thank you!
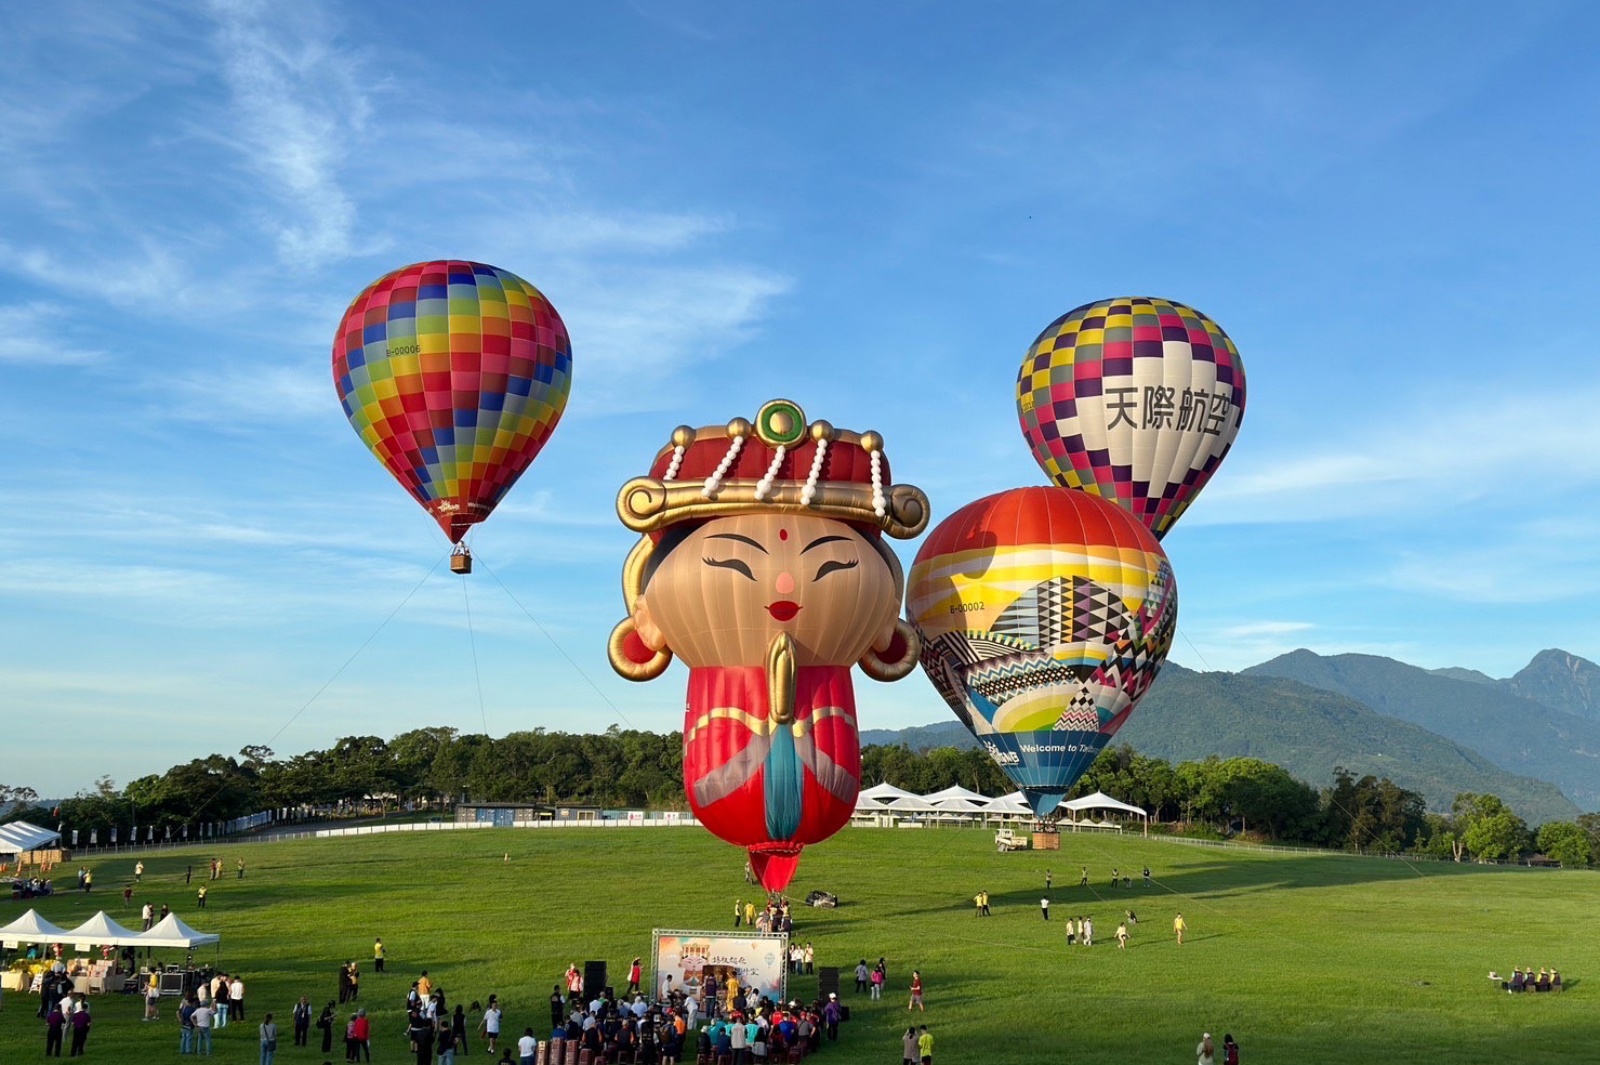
[
  {"left": 754, "top": 445, "right": 787, "bottom": 501},
  {"left": 663, "top": 445, "right": 686, "bottom": 482},
  {"left": 800, "top": 437, "right": 828, "bottom": 505},
  {"left": 871, "top": 449, "right": 887, "bottom": 518},
  {"left": 701, "top": 435, "right": 746, "bottom": 498}
]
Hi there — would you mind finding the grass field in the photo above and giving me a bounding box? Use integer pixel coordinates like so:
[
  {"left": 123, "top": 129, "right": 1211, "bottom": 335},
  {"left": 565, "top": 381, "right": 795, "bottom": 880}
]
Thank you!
[{"left": 2, "top": 826, "right": 1595, "bottom": 1064}]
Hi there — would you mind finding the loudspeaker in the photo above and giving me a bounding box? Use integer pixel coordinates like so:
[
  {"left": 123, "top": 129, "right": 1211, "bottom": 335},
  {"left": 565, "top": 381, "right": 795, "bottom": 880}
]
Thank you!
[
  {"left": 816, "top": 966, "right": 840, "bottom": 997},
  {"left": 583, "top": 961, "right": 607, "bottom": 1000}
]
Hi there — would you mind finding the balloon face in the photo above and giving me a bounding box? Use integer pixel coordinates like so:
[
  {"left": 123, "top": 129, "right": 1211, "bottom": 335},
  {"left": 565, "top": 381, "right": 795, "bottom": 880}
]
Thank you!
[
  {"left": 907, "top": 486, "right": 1176, "bottom": 817},
  {"left": 1016, "top": 297, "right": 1244, "bottom": 539},
  {"left": 633, "top": 512, "right": 901, "bottom": 669},
  {"left": 333, "top": 260, "right": 572, "bottom": 543}
]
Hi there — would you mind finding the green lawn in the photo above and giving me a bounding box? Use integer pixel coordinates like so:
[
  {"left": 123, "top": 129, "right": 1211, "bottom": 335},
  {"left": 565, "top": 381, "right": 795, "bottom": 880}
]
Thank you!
[{"left": 3, "top": 826, "right": 1594, "bottom": 1064}]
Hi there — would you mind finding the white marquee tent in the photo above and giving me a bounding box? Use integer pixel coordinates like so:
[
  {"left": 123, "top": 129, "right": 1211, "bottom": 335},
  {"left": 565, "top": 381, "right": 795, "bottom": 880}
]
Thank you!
[
  {"left": 137, "top": 913, "right": 220, "bottom": 950},
  {"left": 0, "top": 908, "right": 72, "bottom": 945},
  {"left": 924, "top": 785, "right": 991, "bottom": 805},
  {"left": 0, "top": 820, "right": 60, "bottom": 856},
  {"left": 858, "top": 782, "right": 918, "bottom": 804},
  {"left": 1060, "top": 791, "right": 1149, "bottom": 834},
  {"left": 62, "top": 911, "right": 143, "bottom": 947}
]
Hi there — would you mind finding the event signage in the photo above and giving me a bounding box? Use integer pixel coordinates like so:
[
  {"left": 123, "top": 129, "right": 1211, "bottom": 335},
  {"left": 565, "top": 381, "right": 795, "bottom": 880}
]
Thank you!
[{"left": 651, "top": 930, "right": 787, "bottom": 1003}]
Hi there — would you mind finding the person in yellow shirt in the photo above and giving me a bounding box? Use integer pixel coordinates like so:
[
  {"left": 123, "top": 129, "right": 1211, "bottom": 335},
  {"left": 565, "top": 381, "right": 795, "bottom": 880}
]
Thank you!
[
  {"left": 1174, "top": 913, "right": 1187, "bottom": 946},
  {"left": 744, "top": 901, "right": 755, "bottom": 926},
  {"left": 373, "top": 939, "right": 385, "bottom": 974},
  {"left": 917, "top": 1025, "right": 934, "bottom": 1065},
  {"left": 417, "top": 972, "right": 432, "bottom": 999}
]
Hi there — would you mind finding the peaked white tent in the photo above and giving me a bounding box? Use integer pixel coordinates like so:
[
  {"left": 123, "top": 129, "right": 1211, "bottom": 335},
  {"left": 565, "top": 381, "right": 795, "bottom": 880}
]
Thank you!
[
  {"left": 1060, "top": 791, "right": 1148, "bottom": 835},
  {"left": 0, "top": 820, "right": 60, "bottom": 856},
  {"left": 981, "top": 792, "right": 1035, "bottom": 816},
  {"left": 924, "top": 785, "right": 989, "bottom": 805},
  {"left": 137, "top": 913, "right": 220, "bottom": 949},
  {"left": 858, "top": 782, "right": 918, "bottom": 804},
  {"left": 63, "top": 911, "right": 143, "bottom": 947},
  {"left": 0, "top": 908, "right": 72, "bottom": 945},
  {"left": 884, "top": 795, "right": 939, "bottom": 812}
]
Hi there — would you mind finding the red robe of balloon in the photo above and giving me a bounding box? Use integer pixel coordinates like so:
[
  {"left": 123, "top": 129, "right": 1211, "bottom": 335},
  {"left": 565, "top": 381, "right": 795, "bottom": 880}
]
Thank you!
[{"left": 608, "top": 400, "right": 928, "bottom": 890}]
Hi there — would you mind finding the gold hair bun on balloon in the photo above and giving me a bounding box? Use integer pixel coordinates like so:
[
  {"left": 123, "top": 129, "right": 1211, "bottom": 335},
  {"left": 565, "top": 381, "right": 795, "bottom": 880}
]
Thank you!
[{"left": 616, "top": 399, "right": 929, "bottom": 539}]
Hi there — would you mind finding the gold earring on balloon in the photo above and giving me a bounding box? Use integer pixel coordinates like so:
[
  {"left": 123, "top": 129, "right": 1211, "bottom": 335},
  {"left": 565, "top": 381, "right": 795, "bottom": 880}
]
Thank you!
[
  {"left": 857, "top": 619, "right": 921, "bottom": 682},
  {"left": 607, "top": 617, "right": 673, "bottom": 681}
]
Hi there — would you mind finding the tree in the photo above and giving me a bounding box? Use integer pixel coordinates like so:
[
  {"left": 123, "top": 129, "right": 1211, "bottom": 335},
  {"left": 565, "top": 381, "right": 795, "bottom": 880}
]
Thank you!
[
  {"left": 1535, "top": 821, "right": 1592, "bottom": 867},
  {"left": 1453, "top": 794, "right": 1529, "bottom": 862}
]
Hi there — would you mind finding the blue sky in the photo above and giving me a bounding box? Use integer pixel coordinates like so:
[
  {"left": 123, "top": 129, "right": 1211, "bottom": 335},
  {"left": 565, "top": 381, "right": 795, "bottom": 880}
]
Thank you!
[{"left": 5, "top": 1, "right": 1600, "bottom": 796}]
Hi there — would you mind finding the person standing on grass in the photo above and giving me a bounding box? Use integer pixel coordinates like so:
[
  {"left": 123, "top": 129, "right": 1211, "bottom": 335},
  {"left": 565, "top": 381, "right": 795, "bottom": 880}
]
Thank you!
[
  {"left": 917, "top": 1025, "right": 933, "bottom": 1065},
  {"left": 901, "top": 1026, "right": 918, "bottom": 1065},
  {"left": 373, "top": 938, "right": 385, "bottom": 974},
  {"left": 46, "top": 1001, "right": 65, "bottom": 1057},
  {"left": 628, "top": 957, "right": 643, "bottom": 994},
  {"left": 192, "top": 998, "right": 214, "bottom": 1056},
  {"left": 1116, "top": 920, "right": 1129, "bottom": 949},
  {"left": 870, "top": 965, "right": 884, "bottom": 1000},
  {"left": 480, "top": 998, "right": 503, "bottom": 1056},
  {"left": 1046, "top": 868, "right": 1052, "bottom": 891},
  {"left": 259, "top": 1012, "right": 279, "bottom": 1065},
  {"left": 317, "top": 1001, "right": 336, "bottom": 1054},
  {"left": 452, "top": 1003, "right": 470, "bottom": 1055},
  {"left": 1040, "top": 896, "right": 1050, "bottom": 921},
  {"left": 230, "top": 973, "right": 246, "bottom": 1022},
  {"left": 344, "top": 1014, "right": 360, "bottom": 1062},
  {"left": 1174, "top": 913, "right": 1187, "bottom": 946},
  {"left": 1083, "top": 916, "right": 1094, "bottom": 947},
  {"left": 1143, "top": 866, "right": 1152, "bottom": 886},
  {"left": 1223, "top": 1033, "right": 1240, "bottom": 1065},
  {"left": 1197, "top": 1032, "right": 1216, "bottom": 1065},
  {"left": 292, "top": 995, "right": 311, "bottom": 1046},
  {"left": 549, "top": 985, "right": 565, "bottom": 1031},
  {"left": 734, "top": 898, "right": 743, "bottom": 927},
  {"left": 67, "top": 999, "right": 91, "bottom": 1057},
  {"left": 907, "top": 971, "right": 924, "bottom": 1011},
  {"left": 1079, "top": 866, "right": 1088, "bottom": 887},
  {"left": 178, "top": 994, "right": 197, "bottom": 1053},
  {"left": 354, "top": 1007, "right": 372, "bottom": 1062},
  {"left": 436, "top": 1017, "right": 458, "bottom": 1065},
  {"left": 197, "top": 885, "right": 207, "bottom": 909},
  {"left": 145, "top": 969, "right": 162, "bottom": 1020}
]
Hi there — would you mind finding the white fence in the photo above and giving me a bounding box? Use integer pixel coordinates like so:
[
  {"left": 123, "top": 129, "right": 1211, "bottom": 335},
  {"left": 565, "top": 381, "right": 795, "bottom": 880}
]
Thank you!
[{"left": 309, "top": 817, "right": 701, "bottom": 840}]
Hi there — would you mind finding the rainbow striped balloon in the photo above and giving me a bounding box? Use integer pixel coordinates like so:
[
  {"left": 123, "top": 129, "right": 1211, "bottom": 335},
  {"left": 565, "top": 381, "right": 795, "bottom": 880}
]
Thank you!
[{"left": 333, "top": 261, "right": 572, "bottom": 543}]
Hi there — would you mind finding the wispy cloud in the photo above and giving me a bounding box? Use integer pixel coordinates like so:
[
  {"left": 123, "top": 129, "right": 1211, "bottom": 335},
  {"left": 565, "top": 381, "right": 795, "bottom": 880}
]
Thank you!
[
  {"left": 207, "top": 0, "right": 367, "bottom": 261},
  {"left": 0, "top": 303, "right": 103, "bottom": 365},
  {"left": 1196, "top": 384, "right": 1600, "bottom": 526}
]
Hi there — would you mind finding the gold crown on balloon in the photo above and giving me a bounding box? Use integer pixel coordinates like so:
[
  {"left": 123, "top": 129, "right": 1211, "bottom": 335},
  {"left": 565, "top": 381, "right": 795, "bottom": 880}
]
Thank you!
[{"left": 615, "top": 399, "right": 929, "bottom": 540}]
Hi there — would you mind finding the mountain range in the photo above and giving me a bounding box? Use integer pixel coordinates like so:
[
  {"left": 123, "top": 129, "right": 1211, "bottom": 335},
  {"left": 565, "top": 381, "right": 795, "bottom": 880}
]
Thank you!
[{"left": 862, "top": 648, "right": 1600, "bottom": 825}]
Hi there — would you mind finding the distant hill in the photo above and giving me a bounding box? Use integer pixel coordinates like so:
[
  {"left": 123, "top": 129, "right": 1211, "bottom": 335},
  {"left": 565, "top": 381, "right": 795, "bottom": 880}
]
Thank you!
[
  {"left": 1245, "top": 650, "right": 1600, "bottom": 810},
  {"left": 862, "top": 663, "right": 1579, "bottom": 824},
  {"left": 1506, "top": 649, "right": 1600, "bottom": 722}
]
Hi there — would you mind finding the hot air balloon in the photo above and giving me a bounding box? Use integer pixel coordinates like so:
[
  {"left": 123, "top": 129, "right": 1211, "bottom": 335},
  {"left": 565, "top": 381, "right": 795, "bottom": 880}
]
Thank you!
[
  {"left": 1016, "top": 296, "right": 1245, "bottom": 539},
  {"left": 607, "top": 400, "right": 929, "bottom": 890},
  {"left": 906, "top": 486, "right": 1175, "bottom": 818},
  {"left": 332, "top": 260, "right": 572, "bottom": 572}
]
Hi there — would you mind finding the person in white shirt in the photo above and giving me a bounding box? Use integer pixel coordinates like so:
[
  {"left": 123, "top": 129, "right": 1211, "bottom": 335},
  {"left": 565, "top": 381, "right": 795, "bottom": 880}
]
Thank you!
[
  {"left": 517, "top": 1027, "right": 537, "bottom": 1065},
  {"left": 479, "top": 1004, "right": 502, "bottom": 1055}
]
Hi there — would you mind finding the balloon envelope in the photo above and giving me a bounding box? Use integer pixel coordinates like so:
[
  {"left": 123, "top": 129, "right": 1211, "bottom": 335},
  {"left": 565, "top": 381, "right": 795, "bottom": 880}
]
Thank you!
[
  {"left": 907, "top": 486, "right": 1176, "bottom": 816},
  {"left": 1016, "top": 296, "right": 1244, "bottom": 539},
  {"left": 333, "top": 260, "right": 572, "bottom": 543}
]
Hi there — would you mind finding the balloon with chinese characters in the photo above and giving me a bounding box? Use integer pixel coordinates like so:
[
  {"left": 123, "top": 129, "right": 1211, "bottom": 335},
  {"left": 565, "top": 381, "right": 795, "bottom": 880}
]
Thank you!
[
  {"left": 1016, "top": 296, "right": 1245, "bottom": 539},
  {"left": 907, "top": 486, "right": 1176, "bottom": 818},
  {"left": 332, "top": 260, "right": 572, "bottom": 546},
  {"left": 608, "top": 400, "right": 929, "bottom": 890}
]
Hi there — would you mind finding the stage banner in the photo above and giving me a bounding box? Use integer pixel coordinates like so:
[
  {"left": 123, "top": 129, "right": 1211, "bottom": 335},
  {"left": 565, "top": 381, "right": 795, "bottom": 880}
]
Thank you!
[{"left": 651, "top": 929, "right": 788, "bottom": 1003}]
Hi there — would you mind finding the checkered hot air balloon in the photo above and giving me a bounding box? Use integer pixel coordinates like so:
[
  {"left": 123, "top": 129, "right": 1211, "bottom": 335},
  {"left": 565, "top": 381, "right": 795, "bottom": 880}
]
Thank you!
[
  {"left": 332, "top": 261, "right": 572, "bottom": 559},
  {"left": 1016, "top": 297, "right": 1245, "bottom": 539},
  {"left": 906, "top": 486, "right": 1176, "bottom": 818}
]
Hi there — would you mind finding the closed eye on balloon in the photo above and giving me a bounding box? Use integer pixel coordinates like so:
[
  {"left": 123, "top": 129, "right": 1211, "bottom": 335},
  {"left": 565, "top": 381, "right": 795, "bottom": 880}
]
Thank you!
[
  {"left": 703, "top": 556, "right": 755, "bottom": 580},
  {"left": 813, "top": 559, "right": 858, "bottom": 581}
]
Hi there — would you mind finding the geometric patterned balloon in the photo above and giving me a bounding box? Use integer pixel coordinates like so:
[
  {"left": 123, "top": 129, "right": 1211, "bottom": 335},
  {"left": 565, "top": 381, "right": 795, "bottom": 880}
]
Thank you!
[
  {"left": 907, "top": 486, "right": 1176, "bottom": 817},
  {"left": 1016, "top": 297, "right": 1245, "bottom": 539},
  {"left": 332, "top": 261, "right": 572, "bottom": 543}
]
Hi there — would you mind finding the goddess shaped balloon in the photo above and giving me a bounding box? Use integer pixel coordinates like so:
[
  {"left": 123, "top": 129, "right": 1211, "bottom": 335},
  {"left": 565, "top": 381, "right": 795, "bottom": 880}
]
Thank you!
[{"left": 609, "top": 400, "right": 929, "bottom": 890}]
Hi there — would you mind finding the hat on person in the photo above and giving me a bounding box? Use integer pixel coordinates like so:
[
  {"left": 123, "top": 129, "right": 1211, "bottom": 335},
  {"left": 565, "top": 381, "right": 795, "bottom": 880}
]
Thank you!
[{"left": 828, "top": 993, "right": 836, "bottom": 999}]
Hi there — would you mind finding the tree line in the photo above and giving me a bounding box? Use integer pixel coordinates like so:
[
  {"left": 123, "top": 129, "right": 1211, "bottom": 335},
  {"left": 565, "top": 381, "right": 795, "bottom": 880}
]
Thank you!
[{"left": 4, "top": 729, "right": 1595, "bottom": 867}]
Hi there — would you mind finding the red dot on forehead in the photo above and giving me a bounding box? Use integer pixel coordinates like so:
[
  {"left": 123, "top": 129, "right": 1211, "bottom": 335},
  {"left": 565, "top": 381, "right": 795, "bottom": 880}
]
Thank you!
[{"left": 779, "top": 528, "right": 788, "bottom": 540}]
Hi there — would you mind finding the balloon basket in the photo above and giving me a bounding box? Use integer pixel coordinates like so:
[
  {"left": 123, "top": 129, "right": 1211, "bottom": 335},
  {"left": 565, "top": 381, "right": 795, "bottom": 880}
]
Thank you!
[
  {"left": 1031, "top": 832, "right": 1062, "bottom": 851},
  {"left": 450, "top": 548, "right": 473, "bottom": 575}
]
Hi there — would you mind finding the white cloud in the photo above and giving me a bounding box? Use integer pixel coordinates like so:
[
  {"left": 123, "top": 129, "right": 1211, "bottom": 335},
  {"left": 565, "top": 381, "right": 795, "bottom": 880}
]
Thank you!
[
  {"left": 1196, "top": 384, "right": 1600, "bottom": 526},
  {"left": 0, "top": 303, "right": 102, "bottom": 365},
  {"left": 207, "top": 0, "right": 366, "bottom": 261}
]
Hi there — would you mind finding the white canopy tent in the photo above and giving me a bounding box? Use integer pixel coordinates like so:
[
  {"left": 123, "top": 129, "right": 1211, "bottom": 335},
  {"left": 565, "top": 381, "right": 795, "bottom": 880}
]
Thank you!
[
  {"left": 1060, "top": 791, "right": 1149, "bottom": 835},
  {"left": 858, "top": 782, "right": 918, "bottom": 804},
  {"left": 884, "top": 795, "right": 939, "bottom": 813},
  {"left": 981, "top": 792, "right": 1035, "bottom": 817},
  {"left": 137, "top": 913, "right": 220, "bottom": 950},
  {"left": 0, "top": 820, "right": 60, "bottom": 856},
  {"left": 923, "top": 785, "right": 990, "bottom": 805},
  {"left": 0, "top": 908, "right": 72, "bottom": 945},
  {"left": 62, "top": 911, "right": 143, "bottom": 947}
]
